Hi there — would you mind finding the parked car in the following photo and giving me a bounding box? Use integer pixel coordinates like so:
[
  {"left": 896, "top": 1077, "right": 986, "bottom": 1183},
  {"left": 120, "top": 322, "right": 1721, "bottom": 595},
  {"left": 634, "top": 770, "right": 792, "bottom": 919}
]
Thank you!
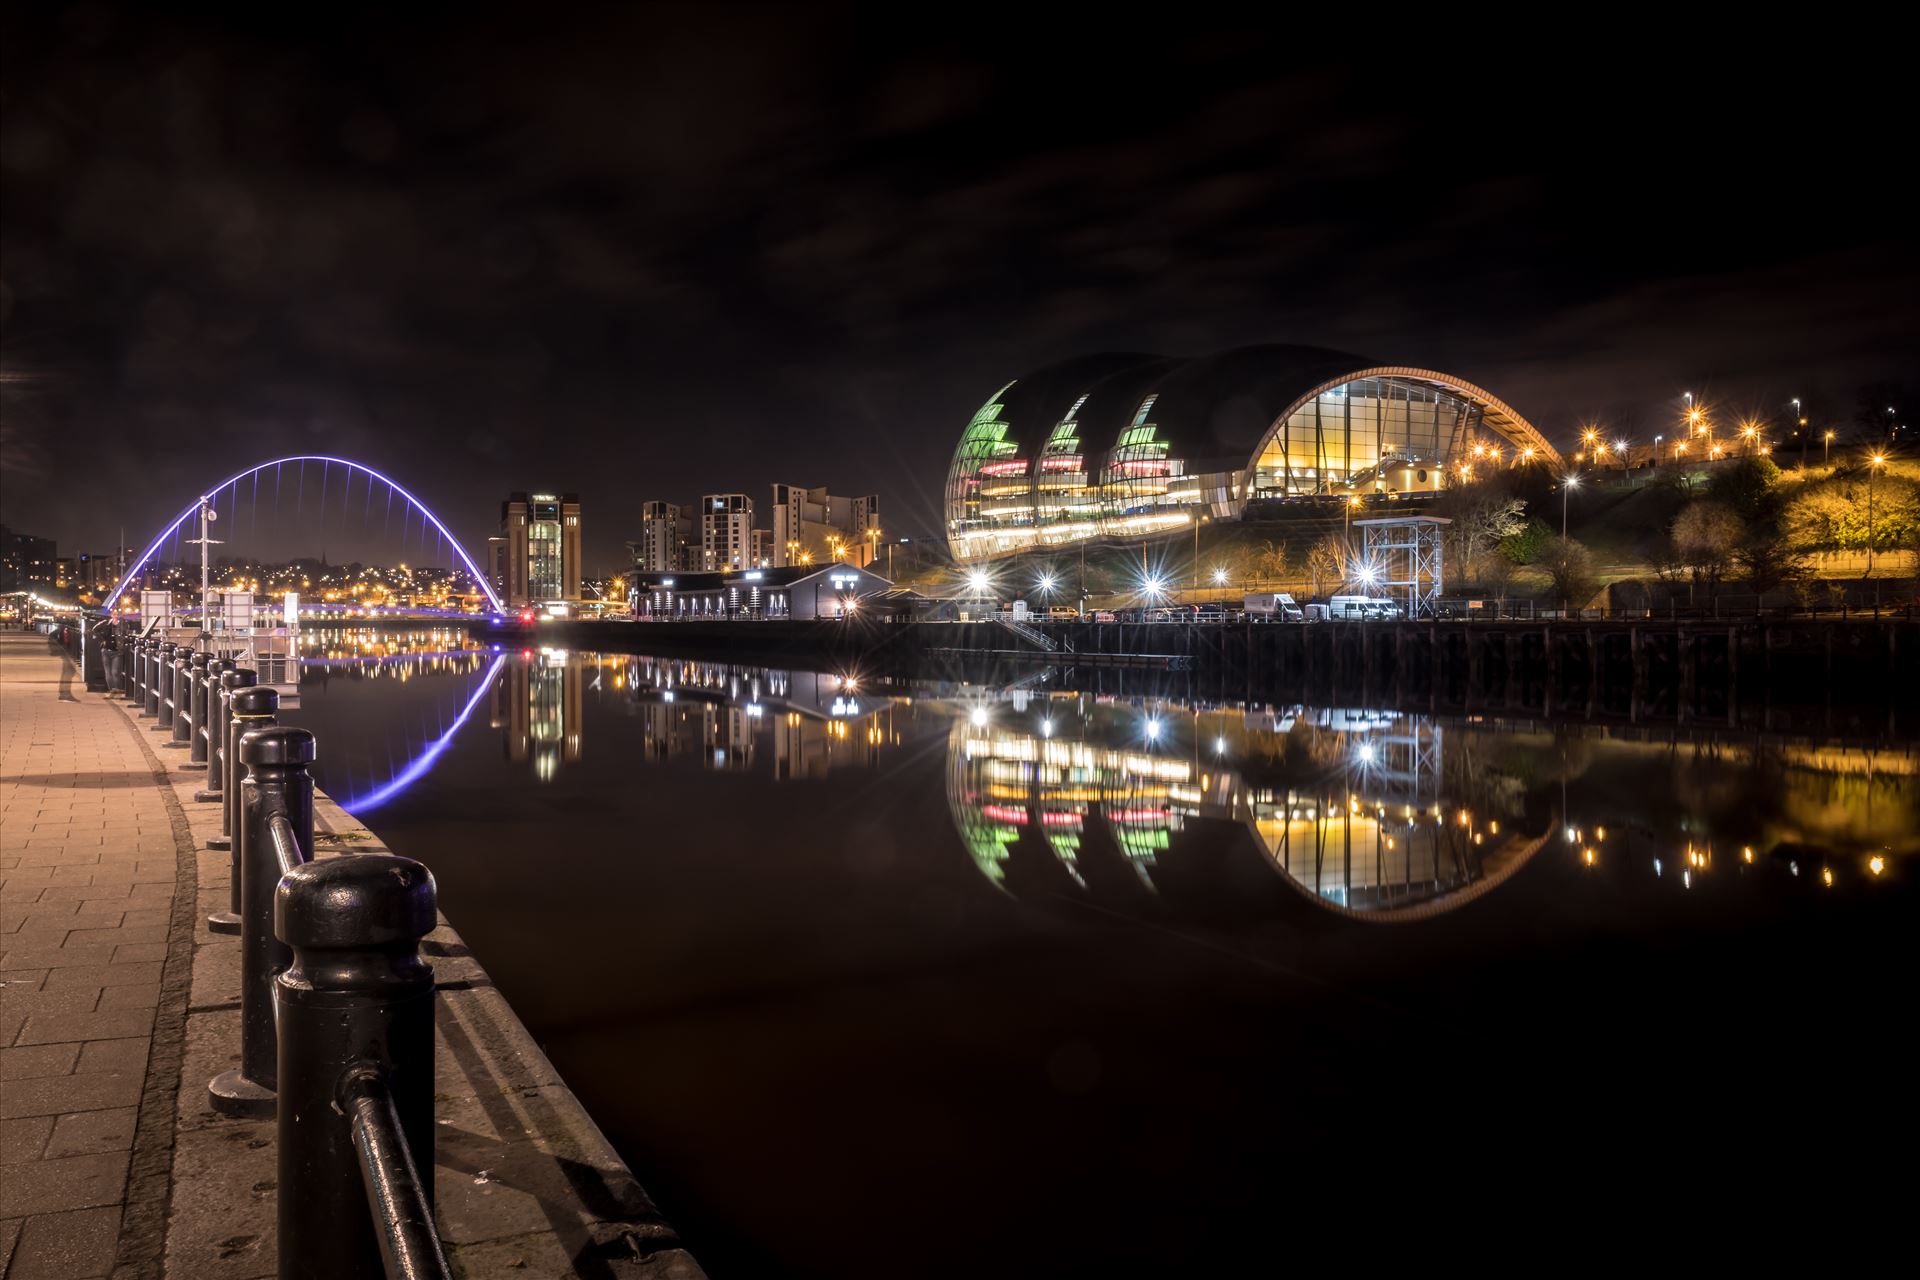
[
  {"left": 1046, "top": 606, "right": 1080, "bottom": 621},
  {"left": 1092, "top": 609, "right": 1117, "bottom": 623}
]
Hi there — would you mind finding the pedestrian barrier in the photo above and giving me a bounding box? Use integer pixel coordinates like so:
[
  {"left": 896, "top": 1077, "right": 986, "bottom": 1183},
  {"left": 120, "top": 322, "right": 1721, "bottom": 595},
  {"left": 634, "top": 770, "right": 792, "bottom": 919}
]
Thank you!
[
  {"left": 277, "top": 854, "right": 449, "bottom": 1280},
  {"left": 102, "top": 634, "right": 457, "bottom": 1279}
]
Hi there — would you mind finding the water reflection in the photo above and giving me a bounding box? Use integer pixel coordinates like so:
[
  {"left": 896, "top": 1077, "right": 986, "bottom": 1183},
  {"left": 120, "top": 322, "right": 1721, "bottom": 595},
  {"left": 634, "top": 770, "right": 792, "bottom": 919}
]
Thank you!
[
  {"left": 610, "top": 655, "right": 901, "bottom": 778},
  {"left": 946, "top": 699, "right": 1544, "bottom": 919},
  {"left": 295, "top": 645, "right": 1911, "bottom": 912}
]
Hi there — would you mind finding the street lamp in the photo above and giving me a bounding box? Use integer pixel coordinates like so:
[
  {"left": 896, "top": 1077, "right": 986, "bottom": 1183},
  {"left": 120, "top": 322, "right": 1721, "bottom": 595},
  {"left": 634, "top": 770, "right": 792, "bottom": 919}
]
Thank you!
[
  {"left": 1211, "top": 567, "right": 1228, "bottom": 587},
  {"left": 1344, "top": 493, "right": 1361, "bottom": 535},
  {"left": 1561, "top": 473, "right": 1579, "bottom": 538},
  {"left": 1615, "top": 440, "right": 1628, "bottom": 475},
  {"left": 1653, "top": 435, "right": 1662, "bottom": 472},
  {"left": 1867, "top": 453, "right": 1888, "bottom": 576},
  {"left": 1824, "top": 430, "right": 1835, "bottom": 466}
]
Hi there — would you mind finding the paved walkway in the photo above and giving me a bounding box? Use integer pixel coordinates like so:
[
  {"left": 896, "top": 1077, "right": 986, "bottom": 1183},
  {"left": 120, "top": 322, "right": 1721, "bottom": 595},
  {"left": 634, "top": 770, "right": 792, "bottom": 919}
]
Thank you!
[
  {"left": 1, "top": 630, "right": 188, "bottom": 1279},
  {"left": 3, "top": 630, "right": 704, "bottom": 1279}
]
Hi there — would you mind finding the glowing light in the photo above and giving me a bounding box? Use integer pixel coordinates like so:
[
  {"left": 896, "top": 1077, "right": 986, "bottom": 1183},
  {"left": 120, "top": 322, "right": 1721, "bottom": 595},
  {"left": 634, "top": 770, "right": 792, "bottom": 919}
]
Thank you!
[
  {"left": 968, "top": 571, "right": 990, "bottom": 593},
  {"left": 342, "top": 655, "right": 507, "bottom": 813},
  {"left": 970, "top": 707, "right": 988, "bottom": 727},
  {"left": 1742, "top": 846, "right": 1754, "bottom": 863},
  {"left": 1038, "top": 573, "right": 1056, "bottom": 593},
  {"left": 1356, "top": 744, "right": 1376, "bottom": 764},
  {"left": 1821, "top": 867, "right": 1834, "bottom": 887},
  {"left": 1144, "top": 717, "right": 1162, "bottom": 740},
  {"left": 1868, "top": 855, "right": 1885, "bottom": 876},
  {"left": 105, "top": 455, "right": 504, "bottom": 612},
  {"left": 1211, "top": 568, "right": 1228, "bottom": 586}
]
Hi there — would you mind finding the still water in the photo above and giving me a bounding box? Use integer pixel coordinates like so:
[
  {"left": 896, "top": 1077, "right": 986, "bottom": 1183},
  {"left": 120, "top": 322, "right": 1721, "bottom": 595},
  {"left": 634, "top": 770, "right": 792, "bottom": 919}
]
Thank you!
[{"left": 286, "top": 630, "right": 1917, "bottom": 1273}]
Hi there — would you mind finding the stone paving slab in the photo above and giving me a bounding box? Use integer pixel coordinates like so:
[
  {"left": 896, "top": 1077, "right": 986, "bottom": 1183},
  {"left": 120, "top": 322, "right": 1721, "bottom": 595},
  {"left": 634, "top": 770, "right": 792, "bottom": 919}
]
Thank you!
[{"left": 4, "top": 631, "right": 704, "bottom": 1279}]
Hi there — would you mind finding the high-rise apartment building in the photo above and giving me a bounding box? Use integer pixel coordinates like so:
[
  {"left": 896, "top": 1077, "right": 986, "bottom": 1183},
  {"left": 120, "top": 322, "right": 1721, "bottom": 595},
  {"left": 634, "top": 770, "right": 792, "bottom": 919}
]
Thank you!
[
  {"left": 629, "top": 501, "right": 695, "bottom": 573},
  {"left": 700, "top": 494, "right": 754, "bottom": 571}
]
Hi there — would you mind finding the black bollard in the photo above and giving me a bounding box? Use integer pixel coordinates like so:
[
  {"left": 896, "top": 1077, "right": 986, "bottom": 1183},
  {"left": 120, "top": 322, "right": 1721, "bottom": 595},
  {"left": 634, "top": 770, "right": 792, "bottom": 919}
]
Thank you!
[
  {"left": 181, "top": 653, "right": 212, "bottom": 769},
  {"left": 166, "top": 650, "right": 195, "bottom": 748},
  {"left": 207, "top": 723, "right": 314, "bottom": 1116},
  {"left": 191, "top": 660, "right": 235, "bottom": 803},
  {"left": 207, "top": 678, "right": 267, "bottom": 923},
  {"left": 157, "top": 642, "right": 183, "bottom": 732},
  {"left": 276, "top": 854, "right": 442, "bottom": 1280},
  {"left": 142, "top": 641, "right": 163, "bottom": 719}
]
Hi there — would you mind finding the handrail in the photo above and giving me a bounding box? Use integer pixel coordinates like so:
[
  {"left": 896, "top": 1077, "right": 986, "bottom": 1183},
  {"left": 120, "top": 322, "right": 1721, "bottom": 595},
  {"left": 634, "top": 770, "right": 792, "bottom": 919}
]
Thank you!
[
  {"left": 342, "top": 1068, "right": 452, "bottom": 1280},
  {"left": 267, "top": 811, "right": 305, "bottom": 880}
]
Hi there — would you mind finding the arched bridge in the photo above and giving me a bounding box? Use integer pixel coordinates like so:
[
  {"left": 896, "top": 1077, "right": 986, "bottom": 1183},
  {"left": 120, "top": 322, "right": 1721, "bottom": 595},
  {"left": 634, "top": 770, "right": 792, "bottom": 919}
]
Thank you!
[{"left": 105, "top": 455, "right": 502, "bottom": 613}]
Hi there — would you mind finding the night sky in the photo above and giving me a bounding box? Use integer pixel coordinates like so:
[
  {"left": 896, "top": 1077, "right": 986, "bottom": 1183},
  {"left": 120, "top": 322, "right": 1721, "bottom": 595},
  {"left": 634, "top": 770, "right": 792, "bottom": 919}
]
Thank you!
[{"left": 3, "top": 6, "right": 1912, "bottom": 571}]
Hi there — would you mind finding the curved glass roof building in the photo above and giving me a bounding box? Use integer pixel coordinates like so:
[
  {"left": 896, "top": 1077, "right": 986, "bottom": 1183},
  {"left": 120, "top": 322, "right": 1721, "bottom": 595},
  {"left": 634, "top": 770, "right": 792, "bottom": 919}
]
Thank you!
[{"left": 945, "top": 344, "right": 1558, "bottom": 561}]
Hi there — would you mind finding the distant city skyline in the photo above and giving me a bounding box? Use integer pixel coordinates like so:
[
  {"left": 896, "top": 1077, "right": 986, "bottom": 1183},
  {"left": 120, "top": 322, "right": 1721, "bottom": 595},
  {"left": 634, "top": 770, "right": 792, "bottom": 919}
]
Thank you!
[{"left": 4, "top": 8, "right": 1912, "bottom": 572}]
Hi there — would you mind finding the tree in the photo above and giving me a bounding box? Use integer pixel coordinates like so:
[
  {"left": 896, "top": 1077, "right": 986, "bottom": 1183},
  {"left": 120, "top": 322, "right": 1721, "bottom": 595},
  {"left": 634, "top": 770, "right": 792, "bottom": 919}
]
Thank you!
[
  {"left": 1539, "top": 536, "right": 1598, "bottom": 611},
  {"left": 1735, "top": 536, "right": 1809, "bottom": 597},
  {"left": 1470, "top": 548, "right": 1519, "bottom": 601},
  {"left": 1304, "top": 534, "right": 1344, "bottom": 597},
  {"left": 1437, "top": 483, "right": 1528, "bottom": 570},
  {"left": 1501, "top": 516, "right": 1553, "bottom": 566},
  {"left": 1705, "top": 455, "right": 1781, "bottom": 521},
  {"left": 1671, "top": 500, "right": 1743, "bottom": 596}
]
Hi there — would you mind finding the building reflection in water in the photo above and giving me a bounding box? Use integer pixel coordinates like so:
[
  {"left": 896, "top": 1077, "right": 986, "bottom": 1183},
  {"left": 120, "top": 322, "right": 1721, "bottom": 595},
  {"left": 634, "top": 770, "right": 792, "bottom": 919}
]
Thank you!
[
  {"left": 946, "top": 696, "right": 1546, "bottom": 920},
  {"left": 616, "top": 656, "right": 899, "bottom": 779},
  {"left": 492, "top": 648, "right": 584, "bottom": 783},
  {"left": 487, "top": 651, "right": 903, "bottom": 784}
]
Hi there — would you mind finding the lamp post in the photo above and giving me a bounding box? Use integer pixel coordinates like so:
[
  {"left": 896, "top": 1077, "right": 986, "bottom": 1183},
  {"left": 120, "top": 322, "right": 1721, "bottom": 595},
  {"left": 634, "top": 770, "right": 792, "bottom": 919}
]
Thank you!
[
  {"left": 1867, "top": 453, "right": 1887, "bottom": 577},
  {"left": 1562, "top": 474, "right": 1579, "bottom": 538},
  {"left": 1824, "top": 431, "right": 1835, "bottom": 467},
  {"left": 1653, "top": 435, "right": 1662, "bottom": 472}
]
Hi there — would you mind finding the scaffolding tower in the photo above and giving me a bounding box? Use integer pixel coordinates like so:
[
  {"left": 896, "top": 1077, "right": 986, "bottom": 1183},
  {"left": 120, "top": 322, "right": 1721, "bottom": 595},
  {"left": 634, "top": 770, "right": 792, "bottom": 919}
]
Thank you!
[{"left": 1355, "top": 515, "right": 1449, "bottom": 618}]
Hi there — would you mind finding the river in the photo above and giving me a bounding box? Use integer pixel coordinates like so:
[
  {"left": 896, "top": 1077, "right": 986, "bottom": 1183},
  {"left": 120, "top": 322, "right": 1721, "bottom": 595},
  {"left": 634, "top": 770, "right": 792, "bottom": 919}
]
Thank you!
[{"left": 280, "top": 629, "right": 1917, "bottom": 1275}]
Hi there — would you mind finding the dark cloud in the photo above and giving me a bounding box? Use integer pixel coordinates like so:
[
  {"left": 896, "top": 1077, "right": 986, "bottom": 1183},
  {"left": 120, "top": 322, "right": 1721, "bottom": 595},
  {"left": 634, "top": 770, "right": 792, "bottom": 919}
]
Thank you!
[{"left": 2, "top": 5, "right": 1913, "bottom": 568}]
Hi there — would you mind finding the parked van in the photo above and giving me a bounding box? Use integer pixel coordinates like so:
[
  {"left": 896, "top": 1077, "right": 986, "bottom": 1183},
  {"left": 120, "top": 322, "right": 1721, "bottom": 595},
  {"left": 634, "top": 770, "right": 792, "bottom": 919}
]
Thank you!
[
  {"left": 1046, "top": 606, "right": 1080, "bottom": 621},
  {"left": 1328, "top": 595, "right": 1400, "bottom": 620},
  {"left": 1243, "top": 592, "right": 1303, "bottom": 622}
]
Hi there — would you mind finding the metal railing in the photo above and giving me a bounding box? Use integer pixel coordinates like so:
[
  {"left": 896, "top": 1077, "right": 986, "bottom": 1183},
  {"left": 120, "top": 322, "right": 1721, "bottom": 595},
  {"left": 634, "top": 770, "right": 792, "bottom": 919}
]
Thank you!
[
  {"left": 108, "top": 622, "right": 454, "bottom": 1280},
  {"left": 994, "top": 614, "right": 1059, "bottom": 651}
]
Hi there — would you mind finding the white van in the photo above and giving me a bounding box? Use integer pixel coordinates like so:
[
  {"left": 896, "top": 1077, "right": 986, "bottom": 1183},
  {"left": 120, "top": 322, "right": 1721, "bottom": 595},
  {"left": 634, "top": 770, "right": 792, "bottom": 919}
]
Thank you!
[
  {"left": 1243, "top": 592, "right": 1303, "bottom": 622},
  {"left": 1327, "top": 595, "right": 1400, "bottom": 620}
]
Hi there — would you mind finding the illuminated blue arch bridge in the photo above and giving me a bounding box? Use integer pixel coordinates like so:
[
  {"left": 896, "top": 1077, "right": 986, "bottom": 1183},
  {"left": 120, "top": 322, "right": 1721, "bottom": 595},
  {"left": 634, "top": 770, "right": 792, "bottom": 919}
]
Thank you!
[{"left": 104, "top": 455, "right": 503, "bottom": 615}]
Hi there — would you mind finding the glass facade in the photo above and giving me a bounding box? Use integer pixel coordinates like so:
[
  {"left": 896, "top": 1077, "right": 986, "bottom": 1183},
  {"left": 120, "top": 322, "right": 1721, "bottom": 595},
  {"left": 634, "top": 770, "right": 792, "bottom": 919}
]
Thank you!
[
  {"left": 528, "top": 494, "right": 563, "bottom": 602},
  {"left": 1249, "top": 377, "right": 1482, "bottom": 498},
  {"left": 946, "top": 359, "right": 1548, "bottom": 562}
]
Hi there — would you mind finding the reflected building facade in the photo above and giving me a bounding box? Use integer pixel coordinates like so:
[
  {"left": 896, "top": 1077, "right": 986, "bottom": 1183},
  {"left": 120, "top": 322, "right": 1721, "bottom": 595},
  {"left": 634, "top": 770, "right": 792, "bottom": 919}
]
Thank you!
[
  {"left": 945, "top": 697, "right": 1543, "bottom": 919},
  {"left": 492, "top": 651, "right": 583, "bottom": 782}
]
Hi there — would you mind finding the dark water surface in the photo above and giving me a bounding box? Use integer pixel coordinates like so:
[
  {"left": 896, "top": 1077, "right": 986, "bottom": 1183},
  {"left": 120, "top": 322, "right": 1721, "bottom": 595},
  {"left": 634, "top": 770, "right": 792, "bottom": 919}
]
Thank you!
[{"left": 284, "top": 631, "right": 1918, "bottom": 1274}]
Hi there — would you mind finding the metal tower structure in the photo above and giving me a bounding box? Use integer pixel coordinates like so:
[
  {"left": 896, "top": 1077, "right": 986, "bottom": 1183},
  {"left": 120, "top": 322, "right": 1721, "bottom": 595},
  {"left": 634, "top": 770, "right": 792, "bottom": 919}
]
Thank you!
[{"left": 1355, "top": 515, "right": 1449, "bottom": 618}]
